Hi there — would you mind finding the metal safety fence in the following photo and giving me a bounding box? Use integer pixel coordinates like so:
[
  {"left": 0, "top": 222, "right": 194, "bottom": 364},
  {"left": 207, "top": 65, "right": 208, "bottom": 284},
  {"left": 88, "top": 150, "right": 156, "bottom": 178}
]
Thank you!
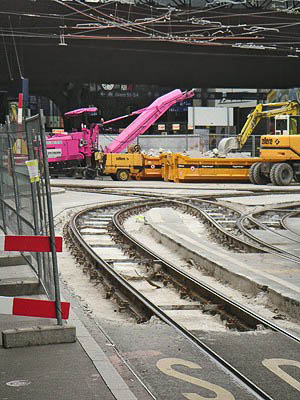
[{"left": 0, "top": 112, "right": 61, "bottom": 313}]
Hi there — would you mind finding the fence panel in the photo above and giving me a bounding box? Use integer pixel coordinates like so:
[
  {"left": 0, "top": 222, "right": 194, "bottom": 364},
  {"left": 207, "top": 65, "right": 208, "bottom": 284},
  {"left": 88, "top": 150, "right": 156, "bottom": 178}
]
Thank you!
[{"left": 0, "top": 115, "right": 57, "bottom": 300}]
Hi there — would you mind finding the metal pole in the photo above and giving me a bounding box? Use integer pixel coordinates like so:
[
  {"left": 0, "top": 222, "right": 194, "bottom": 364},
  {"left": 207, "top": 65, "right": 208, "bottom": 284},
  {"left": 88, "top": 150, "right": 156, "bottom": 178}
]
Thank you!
[
  {"left": 34, "top": 133, "right": 51, "bottom": 288},
  {"left": 25, "top": 120, "right": 43, "bottom": 280},
  {"left": 0, "top": 116, "right": 13, "bottom": 234},
  {"left": 39, "top": 109, "right": 62, "bottom": 325},
  {"left": 0, "top": 128, "right": 7, "bottom": 233},
  {"left": 192, "top": 103, "right": 195, "bottom": 135},
  {"left": 7, "top": 140, "right": 22, "bottom": 235}
]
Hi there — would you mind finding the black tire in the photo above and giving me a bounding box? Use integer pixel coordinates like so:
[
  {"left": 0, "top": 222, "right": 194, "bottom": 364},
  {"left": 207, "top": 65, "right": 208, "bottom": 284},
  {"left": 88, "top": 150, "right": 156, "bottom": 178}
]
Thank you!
[
  {"left": 83, "top": 168, "right": 96, "bottom": 180},
  {"left": 116, "top": 169, "right": 130, "bottom": 181},
  {"left": 66, "top": 169, "right": 76, "bottom": 178},
  {"left": 252, "top": 162, "right": 269, "bottom": 185},
  {"left": 294, "top": 174, "right": 300, "bottom": 183},
  {"left": 273, "top": 163, "right": 293, "bottom": 186},
  {"left": 110, "top": 174, "right": 118, "bottom": 181},
  {"left": 249, "top": 162, "right": 260, "bottom": 184},
  {"left": 270, "top": 163, "right": 279, "bottom": 185}
]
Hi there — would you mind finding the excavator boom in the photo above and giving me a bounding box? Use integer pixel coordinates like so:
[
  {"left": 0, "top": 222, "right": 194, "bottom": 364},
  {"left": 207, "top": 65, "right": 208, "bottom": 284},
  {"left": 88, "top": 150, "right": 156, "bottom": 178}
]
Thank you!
[{"left": 218, "top": 101, "right": 299, "bottom": 154}]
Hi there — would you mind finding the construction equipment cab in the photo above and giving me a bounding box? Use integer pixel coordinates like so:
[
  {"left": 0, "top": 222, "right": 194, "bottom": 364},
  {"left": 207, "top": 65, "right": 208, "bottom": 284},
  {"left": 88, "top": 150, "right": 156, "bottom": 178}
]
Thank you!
[
  {"left": 218, "top": 101, "right": 299, "bottom": 154},
  {"left": 249, "top": 113, "right": 300, "bottom": 186},
  {"left": 274, "top": 115, "right": 299, "bottom": 135}
]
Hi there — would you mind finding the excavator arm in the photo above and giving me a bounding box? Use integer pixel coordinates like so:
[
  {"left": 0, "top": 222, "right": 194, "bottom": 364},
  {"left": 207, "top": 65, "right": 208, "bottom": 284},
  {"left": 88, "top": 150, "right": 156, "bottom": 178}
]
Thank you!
[{"left": 218, "top": 101, "right": 299, "bottom": 154}]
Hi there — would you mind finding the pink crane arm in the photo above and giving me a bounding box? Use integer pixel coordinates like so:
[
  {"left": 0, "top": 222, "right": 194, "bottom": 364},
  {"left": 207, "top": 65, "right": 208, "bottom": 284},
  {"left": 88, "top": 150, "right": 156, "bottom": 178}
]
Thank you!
[
  {"left": 64, "top": 107, "right": 98, "bottom": 116},
  {"left": 104, "top": 89, "right": 194, "bottom": 154},
  {"left": 102, "top": 107, "right": 147, "bottom": 125}
]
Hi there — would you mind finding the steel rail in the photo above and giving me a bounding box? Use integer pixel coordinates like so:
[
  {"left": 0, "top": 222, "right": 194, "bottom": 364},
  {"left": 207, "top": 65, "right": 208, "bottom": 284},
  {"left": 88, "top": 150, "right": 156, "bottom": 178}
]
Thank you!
[
  {"left": 252, "top": 207, "right": 300, "bottom": 245},
  {"left": 281, "top": 210, "right": 300, "bottom": 238},
  {"left": 237, "top": 203, "right": 300, "bottom": 265},
  {"left": 114, "top": 200, "right": 300, "bottom": 342},
  {"left": 68, "top": 199, "right": 273, "bottom": 400},
  {"left": 249, "top": 215, "right": 300, "bottom": 245},
  {"left": 237, "top": 214, "right": 300, "bottom": 264},
  {"left": 184, "top": 198, "right": 265, "bottom": 253}
]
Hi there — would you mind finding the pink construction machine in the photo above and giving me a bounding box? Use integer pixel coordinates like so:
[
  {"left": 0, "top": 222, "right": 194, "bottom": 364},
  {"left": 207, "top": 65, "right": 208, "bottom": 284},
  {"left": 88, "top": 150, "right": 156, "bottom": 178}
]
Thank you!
[{"left": 46, "top": 88, "right": 194, "bottom": 179}]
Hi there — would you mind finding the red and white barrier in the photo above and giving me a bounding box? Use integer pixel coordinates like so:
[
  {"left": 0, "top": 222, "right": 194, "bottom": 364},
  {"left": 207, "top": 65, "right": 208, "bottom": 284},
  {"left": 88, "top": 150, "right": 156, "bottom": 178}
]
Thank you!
[
  {"left": 0, "top": 235, "right": 63, "bottom": 252},
  {"left": 0, "top": 296, "right": 70, "bottom": 319},
  {"left": 0, "top": 235, "right": 67, "bottom": 320},
  {"left": 17, "top": 93, "right": 23, "bottom": 126}
]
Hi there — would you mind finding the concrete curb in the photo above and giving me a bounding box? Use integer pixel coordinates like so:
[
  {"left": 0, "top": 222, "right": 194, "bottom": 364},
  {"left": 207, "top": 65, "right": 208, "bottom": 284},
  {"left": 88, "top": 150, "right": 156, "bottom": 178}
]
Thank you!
[
  {"left": 0, "top": 279, "right": 42, "bottom": 296},
  {"left": 68, "top": 309, "right": 138, "bottom": 400},
  {"left": 146, "top": 220, "right": 300, "bottom": 318},
  {"left": 0, "top": 255, "right": 25, "bottom": 266},
  {"left": 2, "top": 325, "right": 76, "bottom": 348}
]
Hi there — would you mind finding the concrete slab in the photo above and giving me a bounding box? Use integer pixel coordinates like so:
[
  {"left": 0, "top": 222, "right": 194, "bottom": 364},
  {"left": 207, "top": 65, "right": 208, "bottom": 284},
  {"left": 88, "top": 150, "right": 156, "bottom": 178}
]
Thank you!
[
  {"left": 0, "top": 264, "right": 38, "bottom": 279},
  {"left": 2, "top": 325, "right": 76, "bottom": 348},
  {"left": 145, "top": 207, "right": 300, "bottom": 318},
  {"left": 0, "top": 278, "right": 42, "bottom": 296},
  {"left": 0, "top": 255, "right": 26, "bottom": 266},
  {"left": 0, "top": 259, "right": 42, "bottom": 296}
]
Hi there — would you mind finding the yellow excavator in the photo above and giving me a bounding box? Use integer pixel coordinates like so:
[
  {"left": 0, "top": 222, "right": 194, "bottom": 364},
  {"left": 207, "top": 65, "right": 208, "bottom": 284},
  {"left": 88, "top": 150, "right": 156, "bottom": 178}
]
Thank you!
[
  {"left": 249, "top": 113, "right": 300, "bottom": 185},
  {"left": 218, "top": 101, "right": 300, "bottom": 154}
]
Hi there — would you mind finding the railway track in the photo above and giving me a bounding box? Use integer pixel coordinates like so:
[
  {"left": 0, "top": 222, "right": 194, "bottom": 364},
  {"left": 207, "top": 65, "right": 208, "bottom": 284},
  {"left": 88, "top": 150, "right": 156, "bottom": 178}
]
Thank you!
[
  {"left": 64, "top": 198, "right": 300, "bottom": 400},
  {"left": 236, "top": 203, "right": 300, "bottom": 265}
]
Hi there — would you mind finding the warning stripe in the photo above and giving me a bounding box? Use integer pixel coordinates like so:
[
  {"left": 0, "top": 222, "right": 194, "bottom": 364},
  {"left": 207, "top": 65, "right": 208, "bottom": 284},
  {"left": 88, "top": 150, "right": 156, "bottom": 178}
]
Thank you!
[
  {"left": 18, "top": 93, "right": 23, "bottom": 125},
  {"left": 1, "top": 296, "right": 14, "bottom": 315},
  {"left": 1, "top": 296, "right": 70, "bottom": 320},
  {"left": 0, "top": 235, "right": 62, "bottom": 252}
]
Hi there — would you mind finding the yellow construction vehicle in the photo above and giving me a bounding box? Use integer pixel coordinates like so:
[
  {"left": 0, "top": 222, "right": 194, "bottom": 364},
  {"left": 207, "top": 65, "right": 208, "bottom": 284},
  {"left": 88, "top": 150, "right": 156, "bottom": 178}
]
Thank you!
[
  {"left": 218, "top": 101, "right": 299, "bottom": 154},
  {"left": 94, "top": 152, "right": 144, "bottom": 181},
  {"left": 249, "top": 113, "right": 300, "bottom": 185}
]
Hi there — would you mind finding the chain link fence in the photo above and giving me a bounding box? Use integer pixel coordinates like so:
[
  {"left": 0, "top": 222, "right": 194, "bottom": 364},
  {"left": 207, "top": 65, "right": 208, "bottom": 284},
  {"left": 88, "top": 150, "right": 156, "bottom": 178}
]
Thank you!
[{"left": 0, "top": 113, "right": 60, "bottom": 305}]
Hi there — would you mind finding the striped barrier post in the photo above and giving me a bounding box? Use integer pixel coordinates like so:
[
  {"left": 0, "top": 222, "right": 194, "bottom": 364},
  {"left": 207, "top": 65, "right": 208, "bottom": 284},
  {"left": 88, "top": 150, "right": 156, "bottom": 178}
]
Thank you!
[
  {"left": 0, "top": 234, "right": 69, "bottom": 320},
  {"left": 0, "top": 235, "right": 63, "bottom": 252},
  {"left": 0, "top": 296, "right": 70, "bottom": 320}
]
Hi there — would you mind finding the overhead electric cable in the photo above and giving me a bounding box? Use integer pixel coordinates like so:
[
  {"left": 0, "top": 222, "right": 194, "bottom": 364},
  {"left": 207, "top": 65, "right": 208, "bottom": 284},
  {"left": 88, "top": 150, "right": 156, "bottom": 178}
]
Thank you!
[
  {"left": 8, "top": 16, "right": 23, "bottom": 79},
  {"left": 1, "top": 29, "right": 13, "bottom": 81}
]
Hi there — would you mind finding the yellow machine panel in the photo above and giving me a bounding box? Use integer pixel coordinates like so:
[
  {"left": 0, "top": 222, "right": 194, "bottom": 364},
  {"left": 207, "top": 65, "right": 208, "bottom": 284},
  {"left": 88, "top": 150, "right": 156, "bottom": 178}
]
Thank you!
[
  {"left": 160, "top": 153, "right": 175, "bottom": 182},
  {"left": 133, "top": 155, "right": 163, "bottom": 180},
  {"left": 104, "top": 153, "right": 143, "bottom": 173},
  {"left": 260, "top": 135, "right": 300, "bottom": 161},
  {"left": 161, "top": 153, "right": 258, "bottom": 183},
  {"left": 94, "top": 152, "right": 144, "bottom": 181}
]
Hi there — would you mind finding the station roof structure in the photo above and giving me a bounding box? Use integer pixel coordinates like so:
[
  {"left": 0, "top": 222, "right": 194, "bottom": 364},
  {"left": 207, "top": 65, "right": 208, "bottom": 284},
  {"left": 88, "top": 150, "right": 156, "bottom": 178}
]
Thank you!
[{"left": 1, "top": 0, "right": 300, "bottom": 90}]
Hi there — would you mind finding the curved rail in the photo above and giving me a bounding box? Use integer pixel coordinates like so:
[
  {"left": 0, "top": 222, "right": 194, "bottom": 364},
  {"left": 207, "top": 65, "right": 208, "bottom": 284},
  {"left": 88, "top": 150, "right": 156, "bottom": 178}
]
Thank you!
[
  {"left": 237, "top": 204, "right": 300, "bottom": 265},
  {"left": 66, "top": 199, "right": 300, "bottom": 400},
  {"left": 281, "top": 210, "right": 300, "bottom": 238}
]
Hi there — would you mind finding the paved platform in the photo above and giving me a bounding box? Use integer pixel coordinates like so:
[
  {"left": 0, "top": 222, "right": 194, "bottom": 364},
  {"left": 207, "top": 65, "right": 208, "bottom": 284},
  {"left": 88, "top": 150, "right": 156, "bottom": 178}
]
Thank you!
[
  {"left": 0, "top": 255, "right": 140, "bottom": 399},
  {"left": 50, "top": 177, "right": 300, "bottom": 193},
  {"left": 0, "top": 317, "right": 123, "bottom": 400}
]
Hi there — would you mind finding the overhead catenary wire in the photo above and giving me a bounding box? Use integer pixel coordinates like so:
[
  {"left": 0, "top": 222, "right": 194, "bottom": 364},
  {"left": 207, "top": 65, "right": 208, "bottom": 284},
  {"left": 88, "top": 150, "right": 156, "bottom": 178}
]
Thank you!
[
  {"left": 1, "top": 29, "right": 13, "bottom": 81},
  {"left": 8, "top": 15, "right": 23, "bottom": 79},
  {"left": 2, "top": 2, "right": 300, "bottom": 54}
]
